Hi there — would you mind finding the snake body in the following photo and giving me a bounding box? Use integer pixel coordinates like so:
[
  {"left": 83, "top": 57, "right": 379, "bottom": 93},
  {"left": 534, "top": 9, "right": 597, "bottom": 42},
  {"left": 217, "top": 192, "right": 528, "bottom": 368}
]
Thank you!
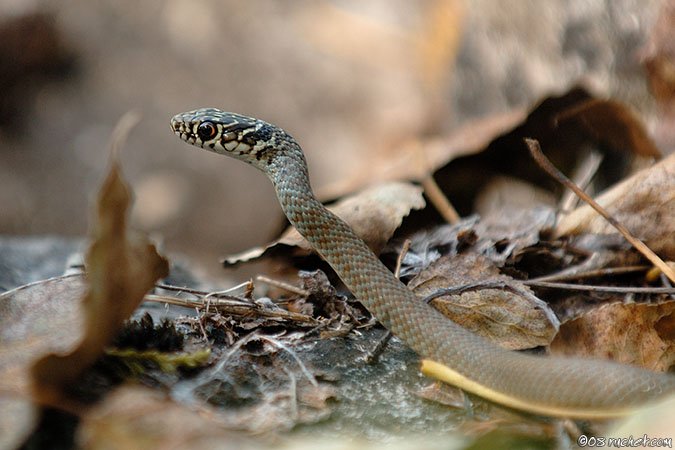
[{"left": 171, "top": 108, "right": 675, "bottom": 418}]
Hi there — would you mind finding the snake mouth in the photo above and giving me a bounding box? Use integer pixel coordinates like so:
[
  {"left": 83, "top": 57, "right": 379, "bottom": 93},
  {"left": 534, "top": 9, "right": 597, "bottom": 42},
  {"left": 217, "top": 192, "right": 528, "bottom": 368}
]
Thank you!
[{"left": 170, "top": 116, "right": 194, "bottom": 144}]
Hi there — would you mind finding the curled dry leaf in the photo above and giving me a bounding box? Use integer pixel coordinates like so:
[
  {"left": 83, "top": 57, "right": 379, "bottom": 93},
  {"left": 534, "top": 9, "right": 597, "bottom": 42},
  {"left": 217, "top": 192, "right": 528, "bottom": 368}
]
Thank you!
[
  {"left": 408, "top": 253, "right": 558, "bottom": 350},
  {"left": 224, "top": 181, "right": 425, "bottom": 265},
  {"left": 30, "top": 115, "right": 169, "bottom": 407},
  {"left": 555, "top": 98, "right": 661, "bottom": 158},
  {"left": 550, "top": 301, "right": 675, "bottom": 372},
  {"left": 555, "top": 152, "right": 675, "bottom": 260}
]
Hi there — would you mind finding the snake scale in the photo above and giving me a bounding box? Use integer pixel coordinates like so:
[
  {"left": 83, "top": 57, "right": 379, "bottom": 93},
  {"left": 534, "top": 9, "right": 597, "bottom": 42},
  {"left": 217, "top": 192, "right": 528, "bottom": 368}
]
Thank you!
[{"left": 171, "top": 108, "right": 675, "bottom": 418}]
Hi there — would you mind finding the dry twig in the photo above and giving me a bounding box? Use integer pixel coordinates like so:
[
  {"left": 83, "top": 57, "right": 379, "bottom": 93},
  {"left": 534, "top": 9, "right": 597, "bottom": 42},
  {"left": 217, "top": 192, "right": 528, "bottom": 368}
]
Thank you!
[{"left": 525, "top": 138, "right": 675, "bottom": 284}]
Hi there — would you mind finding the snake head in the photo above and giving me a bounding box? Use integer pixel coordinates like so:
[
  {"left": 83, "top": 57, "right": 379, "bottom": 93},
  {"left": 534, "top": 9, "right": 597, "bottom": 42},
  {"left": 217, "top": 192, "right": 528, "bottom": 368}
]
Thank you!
[{"left": 171, "top": 108, "right": 278, "bottom": 168}]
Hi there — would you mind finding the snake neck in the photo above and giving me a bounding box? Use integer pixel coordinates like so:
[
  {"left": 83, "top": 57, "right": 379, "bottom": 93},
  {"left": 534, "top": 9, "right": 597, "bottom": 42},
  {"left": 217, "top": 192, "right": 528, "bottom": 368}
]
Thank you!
[
  {"left": 267, "top": 149, "right": 405, "bottom": 330},
  {"left": 268, "top": 152, "right": 327, "bottom": 238}
]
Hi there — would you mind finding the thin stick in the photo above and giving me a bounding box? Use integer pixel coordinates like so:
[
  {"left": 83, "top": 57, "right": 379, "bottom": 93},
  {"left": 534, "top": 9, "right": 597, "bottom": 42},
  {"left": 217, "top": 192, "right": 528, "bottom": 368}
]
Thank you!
[
  {"left": 143, "top": 294, "right": 318, "bottom": 323},
  {"left": 256, "top": 275, "right": 310, "bottom": 297},
  {"left": 155, "top": 283, "right": 246, "bottom": 302},
  {"left": 559, "top": 150, "right": 603, "bottom": 213},
  {"left": 421, "top": 174, "right": 460, "bottom": 224},
  {"left": 521, "top": 280, "right": 675, "bottom": 294},
  {"left": 529, "top": 265, "right": 649, "bottom": 283},
  {"left": 394, "top": 239, "right": 412, "bottom": 278},
  {"left": 525, "top": 138, "right": 675, "bottom": 284}
]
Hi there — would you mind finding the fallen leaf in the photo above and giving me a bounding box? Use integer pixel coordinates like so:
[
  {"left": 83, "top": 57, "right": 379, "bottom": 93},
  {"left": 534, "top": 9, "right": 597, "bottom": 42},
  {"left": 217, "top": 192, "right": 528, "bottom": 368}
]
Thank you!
[
  {"left": 390, "top": 216, "right": 480, "bottom": 279},
  {"left": 296, "top": 269, "right": 355, "bottom": 321},
  {"left": 550, "top": 301, "right": 675, "bottom": 372},
  {"left": 416, "top": 382, "right": 466, "bottom": 410},
  {"left": 641, "top": 1, "right": 675, "bottom": 151},
  {"left": 392, "top": 206, "right": 555, "bottom": 279},
  {"left": 224, "top": 181, "right": 425, "bottom": 266},
  {"left": 77, "top": 385, "right": 252, "bottom": 450},
  {"left": 555, "top": 98, "right": 661, "bottom": 158},
  {"left": 555, "top": 152, "right": 675, "bottom": 259},
  {"left": 297, "top": 0, "right": 463, "bottom": 89},
  {"left": 30, "top": 114, "right": 169, "bottom": 406},
  {"left": 297, "top": 2, "right": 415, "bottom": 73},
  {"left": 0, "top": 116, "right": 169, "bottom": 448},
  {"left": 474, "top": 175, "right": 557, "bottom": 216},
  {"left": 473, "top": 178, "right": 557, "bottom": 264},
  {"left": 418, "top": 0, "right": 464, "bottom": 95},
  {"left": 0, "top": 275, "right": 87, "bottom": 450},
  {"left": 319, "top": 109, "right": 527, "bottom": 199},
  {"left": 431, "top": 88, "right": 662, "bottom": 218},
  {"left": 408, "top": 253, "right": 558, "bottom": 350},
  {"left": 172, "top": 333, "right": 337, "bottom": 433}
]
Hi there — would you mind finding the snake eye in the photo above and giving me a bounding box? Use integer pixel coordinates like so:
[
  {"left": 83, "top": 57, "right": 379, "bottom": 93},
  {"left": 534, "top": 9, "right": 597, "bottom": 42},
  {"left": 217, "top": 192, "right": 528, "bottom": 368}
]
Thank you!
[{"left": 197, "top": 121, "right": 217, "bottom": 141}]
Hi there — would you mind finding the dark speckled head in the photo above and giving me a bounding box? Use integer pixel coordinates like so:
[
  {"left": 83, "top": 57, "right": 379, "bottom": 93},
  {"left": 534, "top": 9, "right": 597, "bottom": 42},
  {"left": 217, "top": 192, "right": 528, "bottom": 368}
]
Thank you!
[{"left": 170, "top": 108, "right": 280, "bottom": 169}]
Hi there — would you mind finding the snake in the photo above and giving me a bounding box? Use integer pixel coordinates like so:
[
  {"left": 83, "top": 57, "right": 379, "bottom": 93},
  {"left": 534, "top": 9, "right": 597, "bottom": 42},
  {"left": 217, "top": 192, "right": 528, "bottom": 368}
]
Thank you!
[{"left": 171, "top": 108, "right": 675, "bottom": 419}]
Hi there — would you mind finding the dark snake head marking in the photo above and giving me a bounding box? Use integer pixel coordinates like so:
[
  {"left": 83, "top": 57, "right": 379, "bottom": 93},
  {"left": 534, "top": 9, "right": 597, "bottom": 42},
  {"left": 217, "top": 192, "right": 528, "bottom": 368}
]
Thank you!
[{"left": 171, "top": 108, "right": 279, "bottom": 168}]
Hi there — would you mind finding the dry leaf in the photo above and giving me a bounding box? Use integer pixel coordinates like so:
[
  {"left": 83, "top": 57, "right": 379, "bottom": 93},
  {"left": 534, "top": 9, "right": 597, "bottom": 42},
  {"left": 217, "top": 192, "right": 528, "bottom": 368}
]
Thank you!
[
  {"left": 319, "top": 109, "right": 527, "bottom": 199},
  {"left": 555, "top": 98, "right": 661, "bottom": 158},
  {"left": 298, "top": 2, "right": 413, "bottom": 72},
  {"left": 224, "top": 181, "right": 425, "bottom": 265},
  {"left": 0, "top": 275, "right": 87, "bottom": 450},
  {"left": 418, "top": 0, "right": 464, "bottom": 95},
  {"left": 172, "top": 340, "right": 337, "bottom": 434},
  {"left": 416, "top": 382, "right": 466, "bottom": 410},
  {"left": 555, "top": 152, "right": 675, "bottom": 259},
  {"left": 641, "top": 1, "right": 675, "bottom": 151},
  {"left": 473, "top": 178, "right": 557, "bottom": 264},
  {"left": 30, "top": 115, "right": 169, "bottom": 406},
  {"left": 474, "top": 176, "right": 556, "bottom": 216},
  {"left": 550, "top": 302, "right": 675, "bottom": 372},
  {"left": 408, "top": 253, "right": 558, "bottom": 350},
  {"left": 0, "top": 116, "right": 168, "bottom": 447},
  {"left": 298, "top": 0, "right": 463, "bottom": 87},
  {"left": 78, "top": 385, "right": 251, "bottom": 450}
]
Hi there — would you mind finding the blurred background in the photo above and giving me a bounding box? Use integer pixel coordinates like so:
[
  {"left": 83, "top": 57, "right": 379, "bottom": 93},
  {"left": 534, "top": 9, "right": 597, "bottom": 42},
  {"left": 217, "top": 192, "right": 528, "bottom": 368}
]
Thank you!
[{"left": 0, "top": 0, "right": 669, "bottom": 277}]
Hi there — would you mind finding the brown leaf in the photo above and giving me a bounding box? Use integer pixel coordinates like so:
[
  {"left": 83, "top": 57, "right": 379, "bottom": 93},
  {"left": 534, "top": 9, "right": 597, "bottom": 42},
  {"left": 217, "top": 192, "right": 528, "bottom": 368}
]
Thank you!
[
  {"left": 31, "top": 115, "right": 169, "bottom": 406},
  {"left": 319, "top": 109, "right": 527, "bottom": 199},
  {"left": 224, "top": 181, "right": 425, "bottom": 265},
  {"left": 408, "top": 253, "right": 558, "bottom": 350},
  {"left": 475, "top": 176, "right": 556, "bottom": 216},
  {"left": 473, "top": 178, "right": 557, "bottom": 263},
  {"left": 555, "top": 152, "right": 675, "bottom": 259},
  {"left": 641, "top": 1, "right": 675, "bottom": 151},
  {"left": 555, "top": 98, "right": 661, "bottom": 158},
  {"left": 77, "top": 386, "right": 250, "bottom": 450},
  {"left": 297, "top": 0, "right": 463, "bottom": 89},
  {"left": 416, "top": 382, "right": 466, "bottom": 410},
  {"left": 550, "top": 302, "right": 675, "bottom": 372},
  {"left": 0, "top": 275, "right": 87, "bottom": 449}
]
